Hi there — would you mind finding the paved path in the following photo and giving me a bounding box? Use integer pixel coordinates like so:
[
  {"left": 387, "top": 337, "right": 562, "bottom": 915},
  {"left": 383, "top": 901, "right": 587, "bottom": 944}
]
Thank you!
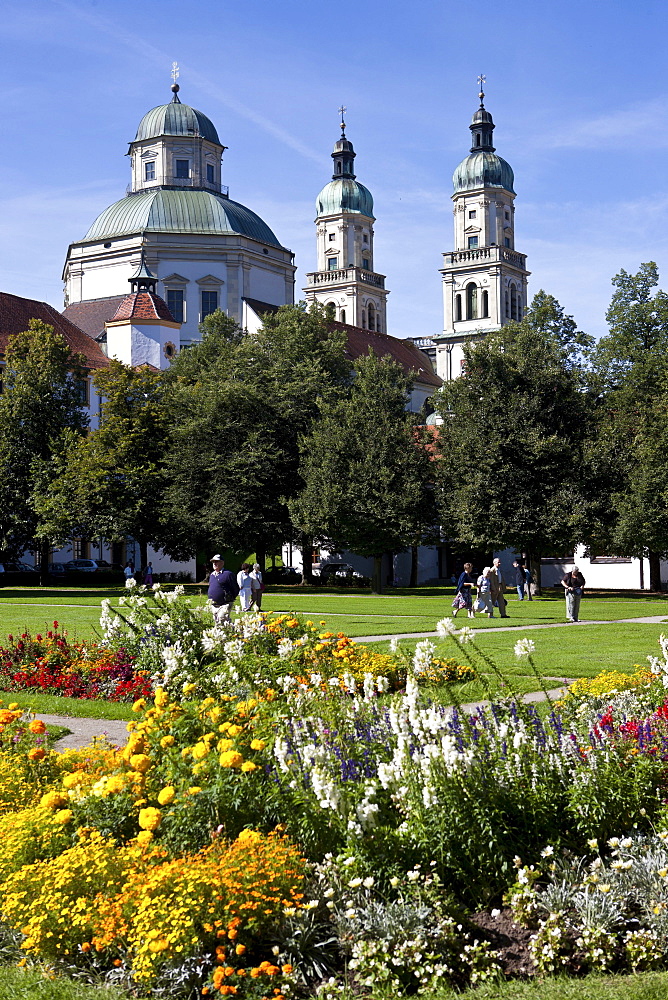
[
  {"left": 40, "top": 714, "right": 129, "bottom": 751},
  {"left": 353, "top": 614, "right": 668, "bottom": 644}
]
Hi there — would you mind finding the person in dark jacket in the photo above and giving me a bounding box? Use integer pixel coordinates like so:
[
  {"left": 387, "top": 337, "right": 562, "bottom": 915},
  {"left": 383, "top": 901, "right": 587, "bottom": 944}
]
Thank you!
[
  {"left": 452, "top": 562, "right": 475, "bottom": 618},
  {"left": 513, "top": 560, "right": 526, "bottom": 600},
  {"left": 561, "top": 566, "right": 586, "bottom": 622},
  {"left": 207, "top": 554, "right": 239, "bottom": 624}
]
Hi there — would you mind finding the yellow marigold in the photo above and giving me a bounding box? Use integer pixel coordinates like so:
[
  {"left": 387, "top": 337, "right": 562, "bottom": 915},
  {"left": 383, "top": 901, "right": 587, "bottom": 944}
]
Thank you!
[
  {"left": 227, "top": 725, "right": 243, "bottom": 737},
  {"left": 138, "top": 807, "right": 162, "bottom": 831},
  {"left": 105, "top": 775, "right": 126, "bottom": 795},
  {"left": 237, "top": 829, "right": 262, "bottom": 844},
  {"left": 136, "top": 830, "right": 153, "bottom": 846},
  {"left": 28, "top": 748, "right": 46, "bottom": 762},
  {"left": 153, "top": 688, "right": 169, "bottom": 708},
  {"left": 132, "top": 698, "right": 147, "bottom": 713},
  {"left": 187, "top": 786, "right": 202, "bottom": 796},
  {"left": 191, "top": 742, "right": 210, "bottom": 760},
  {"left": 235, "top": 943, "right": 246, "bottom": 955},
  {"left": 0, "top": 710, "right": 17, "bottom": 725},
  {"left": 28, "top": 720, "right": 47, "bottom": 735},
  {"left": 219, "top": 751, "right": 244, "bottom": 769},
  {"left": 160, "top": 735, "right": 175, "bottom": 748},
  {"left": 183, "top": 683, "right": 197, "bottom": 697},
  {"left": 241, "top": 762, "right": 258, "bottom": 773},
  {"left": 54, "top": 809, "right": 73, "bottom": 825},
  {"left": 7, "top": 703, "right": 18, "bottom": 711},
  {"left": 130, "top": 754, "right": 152, "bottom": 774},
  {"left": 40, "top": 791, "right": 68, "bottom": 810},
  {"left": 250, "top": 739, "right": 266, "bottom": 751},
  {"left": 218, "top": 738, "right": 234, "bottom": 752},
  {"left": 62, "top": 773, "right": 81, "bottom": 789},
  {"left": 157, "top": 786, "right": 175, "bottom": 806}
]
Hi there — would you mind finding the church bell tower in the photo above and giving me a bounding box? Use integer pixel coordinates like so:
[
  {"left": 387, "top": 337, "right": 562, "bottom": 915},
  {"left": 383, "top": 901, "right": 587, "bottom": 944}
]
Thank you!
[
  {"left": 304, "top": 110, "right": 389, "bottom": 332},
  {"left": 434, "top": 78, "right": 530, "bottom": 380}
]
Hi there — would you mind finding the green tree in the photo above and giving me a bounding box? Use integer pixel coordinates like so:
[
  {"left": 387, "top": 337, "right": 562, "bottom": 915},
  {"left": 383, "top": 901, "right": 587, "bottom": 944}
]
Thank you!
[
  {"left": 35, "top": 360, "right": 170, "bottom": 574},
  {"left": 160, "top": 304, "right": 351, "bottom": 574},
  {"left": 432, "top": 293, "right": 591, "bottom": 578},
  {"left": 591, "top": 262, "right": 668, "bottom": 589},
  {"left": 289, "top": 352, "right": 438, "bottom": 592},
  {"left": 0, "top": 320, "right": 89, "bottom": 582}
]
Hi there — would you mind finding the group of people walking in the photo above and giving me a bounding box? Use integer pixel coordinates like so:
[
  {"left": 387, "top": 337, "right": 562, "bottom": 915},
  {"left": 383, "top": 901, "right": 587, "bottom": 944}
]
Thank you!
[
  {"left": 453, "top": 559, "right": 586, "bottom": 621},
  {"left": 207, "top": 555, "right": 264, "bottom": 624}
]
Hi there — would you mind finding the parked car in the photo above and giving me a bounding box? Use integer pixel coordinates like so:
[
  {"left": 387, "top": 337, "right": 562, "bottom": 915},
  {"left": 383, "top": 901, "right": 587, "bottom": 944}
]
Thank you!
[
  {"left": 317, "top": 561, "right": 355, "bottom": 580},
  {"left": 93, "top": 559, "right": 113, "bottom": 570},
  {"left": 64, "top": 559, "right": 99, "bottom": 573},
  {"left": 48, "top": 562, "right": 67, "bottom": 576}
]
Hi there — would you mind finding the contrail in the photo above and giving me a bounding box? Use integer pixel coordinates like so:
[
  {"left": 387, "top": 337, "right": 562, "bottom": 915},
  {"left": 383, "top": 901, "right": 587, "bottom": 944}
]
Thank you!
[{"left": 55, "top": 0, "right": 327, "bottom": 167}]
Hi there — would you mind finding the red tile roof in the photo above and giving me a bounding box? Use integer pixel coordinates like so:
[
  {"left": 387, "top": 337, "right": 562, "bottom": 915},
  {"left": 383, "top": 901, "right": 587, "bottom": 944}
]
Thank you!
[
  {"left": 110, "top": 291, "right": 176, "bottom": 323},
  {"left": 0, "top": 291, "right": 109, "bottom": 369},
  {"left": 63, "top": 296, "right": 126, "bottom": 339},
  {"left": 334, "top": 322, "right": 442, "bottom": 388}
]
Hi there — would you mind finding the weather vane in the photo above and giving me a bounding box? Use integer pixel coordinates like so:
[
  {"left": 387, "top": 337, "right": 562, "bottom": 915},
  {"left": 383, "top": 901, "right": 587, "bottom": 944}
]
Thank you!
[
  {"left": 172, "top": 62, "right": 180, "bottom": 85},
  {"left": 171, "top": 61, "right": 180, "bottom": 100},
  {"left": 338, "top": 104, "right": 347, "bottom": 134},
  {"left": 477, "top": 73, "right": 486, "bottom": 104}
]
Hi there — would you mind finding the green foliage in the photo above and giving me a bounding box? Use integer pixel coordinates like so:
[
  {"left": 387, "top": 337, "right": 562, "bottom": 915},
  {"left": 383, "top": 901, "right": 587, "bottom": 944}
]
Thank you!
[
  {"left": 160, "top": 303, "right": 351, "bottom": 559},
  {"left": 34, "top": 360, "right": 170, "bottom": 565},
  {"left": 290, "top": 351, "right": 438, "bottom": 590},
  {"left": 0, "top": 321, "right": 89, "bottom": 558},
  {"left": 433, "top": 293, "right": 590, "bottom": 560}
]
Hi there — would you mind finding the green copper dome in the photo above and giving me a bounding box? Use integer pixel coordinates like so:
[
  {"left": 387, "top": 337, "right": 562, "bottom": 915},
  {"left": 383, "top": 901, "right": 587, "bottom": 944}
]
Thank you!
[
  {"left": 453, "top": 151, "right": 515, "bottom": 194},
  {"left": 316, "top": 178, "right": 374, "bottom": 219},
  {"left": 82, "top": 189, "right": 283, "bottom": 247},
  {"left": 134, "top": 102, "right": 221, "bottom": 145}
]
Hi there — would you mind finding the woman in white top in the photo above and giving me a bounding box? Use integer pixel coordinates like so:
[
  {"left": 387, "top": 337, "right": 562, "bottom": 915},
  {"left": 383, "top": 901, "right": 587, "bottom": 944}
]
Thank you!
[
  {"left": 237, "top": 563, "right": 254, "bottom": 612},
  {"left": 250, "top": 563, "right": 263, "bottom": 610},
  {"left": 476, "top": 567, "right": 495, "bottom": 617}
]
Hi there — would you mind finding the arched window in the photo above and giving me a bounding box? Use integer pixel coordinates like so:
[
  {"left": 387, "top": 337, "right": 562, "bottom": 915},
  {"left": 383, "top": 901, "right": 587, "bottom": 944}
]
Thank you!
[
  {"left": 466, "top": 282, "right": 478, "bottom": 321},
  {"left": 455, "top": 294, "right": 462, "bottom": 322},
  {"left": 505, "top": 291, "right": 510, "bottom": 318},
  {"left": 510, "top": 285, "right": 517, "bottom": 320},
  {"left": 336, "top": 162, "right": 342, "bottom": 174},
  {"left": 340, "top": 308, "right": 346, "bottom": 324},
  {"left": 368, "top": 303, "right": 376, "bottom": 331},
  {"left": 481, "top": 290, "right": 489, "bottom": 318},
  {"left": 517, "top": 298, "right": 522, "bottom": 321},
  {"left": 325, "top": 302, "right": 336, "bottom": 321},
  {"left": 361, "top": 309, "right": 367, "bottom": 329}
]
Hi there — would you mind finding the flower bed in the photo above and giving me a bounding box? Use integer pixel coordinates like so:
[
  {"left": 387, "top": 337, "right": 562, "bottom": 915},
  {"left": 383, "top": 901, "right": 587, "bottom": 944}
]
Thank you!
[
  {"left": 1, "top": 599, "right": 668, "bottom": 995},
  {"left": 0, "top": 624, "right": 151, "bottom": 701}
]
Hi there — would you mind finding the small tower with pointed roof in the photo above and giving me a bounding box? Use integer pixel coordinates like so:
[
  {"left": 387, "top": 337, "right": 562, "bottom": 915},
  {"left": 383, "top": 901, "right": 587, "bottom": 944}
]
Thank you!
[
  {"left": 104, "top": 254, "right": 181, "bottom": 369},
  {"left": 304, "top": 111, "right": 389, "bottom": 332},
  {"left": 433, "top": 79, "right": 530, "bottom": 380}
]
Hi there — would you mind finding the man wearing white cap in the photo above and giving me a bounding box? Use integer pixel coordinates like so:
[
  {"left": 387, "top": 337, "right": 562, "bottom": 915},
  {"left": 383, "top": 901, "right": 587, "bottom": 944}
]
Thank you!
[{"left": 207, "top": 554, "right": 239, "bottom": 624}]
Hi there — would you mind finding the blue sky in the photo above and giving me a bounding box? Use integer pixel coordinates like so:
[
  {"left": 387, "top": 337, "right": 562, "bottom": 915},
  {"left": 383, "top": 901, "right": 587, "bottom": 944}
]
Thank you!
[{"left": 1, "top": 0, "right": 667, "bottom": 341}]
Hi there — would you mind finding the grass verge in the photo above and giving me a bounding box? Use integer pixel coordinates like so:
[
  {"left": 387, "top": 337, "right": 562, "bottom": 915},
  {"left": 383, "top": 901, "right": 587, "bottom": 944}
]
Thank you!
[
  {"left": 429, "top": 970, "right": 668, "bottom": 999},
  {"left": 0, "top": 964, "right": 126, "bottom": 999},
  {"left": 0, "top": 692, "right": 134, "bottom": 721}
]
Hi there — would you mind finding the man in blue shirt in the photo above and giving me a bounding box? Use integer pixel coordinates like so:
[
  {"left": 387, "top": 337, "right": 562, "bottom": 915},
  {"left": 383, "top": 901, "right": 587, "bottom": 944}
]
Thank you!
[{"left": 207, "top": 554, "right": 239, "bottom": 624}]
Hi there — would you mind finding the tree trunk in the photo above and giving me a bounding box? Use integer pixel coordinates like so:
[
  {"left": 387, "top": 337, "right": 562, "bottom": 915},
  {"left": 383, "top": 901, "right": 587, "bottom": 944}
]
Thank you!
[
  {"left": 39, "top": 538, "right": 50, "bottom": 588},
  {"left": 300, "top": 534, "right": 313, "bottom": 586},
  {"left": 648, "top": 550, "right": 662, "bottom": 591},
  {"left": 372, "top": 554, "right": 383, "bottom": 594},
  {"left": 409, "top": 545, "right": 418, "bottom": 588},
  {"left": 255, "top": 545, "right": 266, "bottom": 573},
  {"left": 139, "top": 540, "right": 149, "bottom": 582}
]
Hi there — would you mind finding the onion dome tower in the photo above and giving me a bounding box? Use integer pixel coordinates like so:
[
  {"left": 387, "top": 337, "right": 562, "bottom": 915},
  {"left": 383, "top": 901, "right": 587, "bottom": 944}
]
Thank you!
[
  {"left": 304, "top": 109, "right": 388, "bottom": 332},
  {"left": 433, "top": 77, "right": 530, "bottom": 380},
  {"left": 63, "top": 76, "right": 295, "bottom": 346},
  {"left": 104, "top": 254, "right": 181, "bottom": 369}
]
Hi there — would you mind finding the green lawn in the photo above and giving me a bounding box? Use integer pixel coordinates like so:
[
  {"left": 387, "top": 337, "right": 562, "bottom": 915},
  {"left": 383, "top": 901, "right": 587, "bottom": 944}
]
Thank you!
[
  {"left": 0, "top": 587, "right": 666, "bottom": 642},
  {"left": 370, "top": 622, "right": 668, "bottom": 679},
  {"left": 431, "top": 970, "right": 668, "bottom": 1000}
]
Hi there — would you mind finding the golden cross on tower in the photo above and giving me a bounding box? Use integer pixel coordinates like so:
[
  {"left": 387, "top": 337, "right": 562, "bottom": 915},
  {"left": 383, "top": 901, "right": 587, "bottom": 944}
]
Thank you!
[
  {"left": 338, "top": 104, "right": 347, "bottom": 134},
  {"left": 477, "top": 73, "right": 486, "bottom": 103},
  {"left": 172, "top": 62, "right": 180, "bottom": 85}
]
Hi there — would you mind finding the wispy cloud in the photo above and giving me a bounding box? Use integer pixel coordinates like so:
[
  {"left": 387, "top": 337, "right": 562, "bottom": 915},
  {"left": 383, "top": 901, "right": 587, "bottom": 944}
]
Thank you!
[
  {"left": 54, "top": 1, "right": 326, "bottom": 167},
  {"left": 545, "top": 98, "right": 668, "bottom": 149}
]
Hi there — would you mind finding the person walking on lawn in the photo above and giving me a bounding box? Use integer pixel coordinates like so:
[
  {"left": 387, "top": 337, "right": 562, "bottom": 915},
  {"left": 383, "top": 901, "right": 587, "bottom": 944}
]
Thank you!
[
  {"left": 561, "top": 566, "right": 586, "bottom": 622},
  {"left": 207, "top": 555, "right": 239, "bottom": 624},
  {"left": 491, "top": 557, "right": 509, "bottom": 617},
  {"left": 452, "top": 562, "right": 475, "bottom": 618},
  {"left": 513, "top": 560, "right": 527, "bottom": 600},
  {"left": 476, "top": 566, "right": 495, "bottom": 617}
]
